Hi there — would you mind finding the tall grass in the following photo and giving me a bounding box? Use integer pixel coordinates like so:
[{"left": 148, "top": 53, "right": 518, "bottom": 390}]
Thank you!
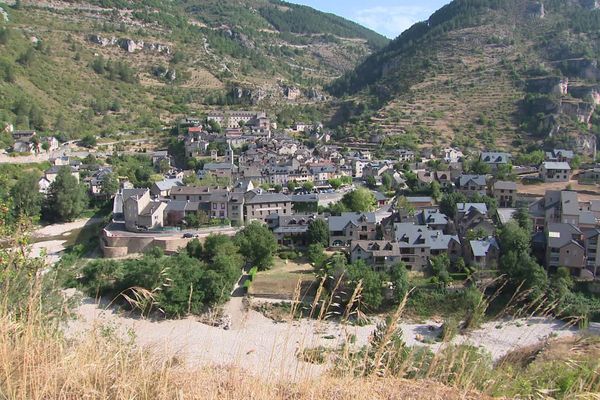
[{"left": 1, "top": 221, "right": 599, "bottom": 399}]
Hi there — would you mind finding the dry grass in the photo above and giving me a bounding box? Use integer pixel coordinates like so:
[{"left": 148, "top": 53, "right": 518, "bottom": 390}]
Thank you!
[{"left": 0, "top": 312, "right": 485, "bottom": 400}]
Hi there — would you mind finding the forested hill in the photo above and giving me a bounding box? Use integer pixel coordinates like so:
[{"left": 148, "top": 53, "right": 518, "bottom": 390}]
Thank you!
[
  {"left": 327, "top": 0, "right": 600, "bottom": 154},
  {"left": 0, "top": 0, "right": 387, "bottom": 139}
]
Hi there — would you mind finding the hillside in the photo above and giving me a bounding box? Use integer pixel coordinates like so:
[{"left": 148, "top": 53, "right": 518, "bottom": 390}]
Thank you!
[
  {"left": 0, "top": 0, "right": 387, "bottom": 139},
  {"left": 328, "top": 0, "right": 600, "bottom": 155}
]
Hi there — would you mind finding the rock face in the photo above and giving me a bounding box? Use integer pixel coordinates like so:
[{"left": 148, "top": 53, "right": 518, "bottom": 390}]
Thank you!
[
  {"left": 569, "top": 85, "right": 600, "bottom": 105},
  {"left": 526, "top": 76, "right": 568, "bottom": 95},
  {"left": 87, "top": 34, "right": 117, "bottom": 47},
  {"left": 527, "top": 1, "right": 545, "bottom": 18},
  {"left": 87, "top": 34, "right": 170, "bottom": 54},
  {"left": 561, "top": 59, "right": 600, "bottom": 80},
  {"left": 560, "top": 100, "right": 596, "bottom": 124}
]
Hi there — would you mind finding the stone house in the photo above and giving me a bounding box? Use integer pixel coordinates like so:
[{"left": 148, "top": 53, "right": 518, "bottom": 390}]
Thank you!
[
  {"left": 540, "top": 162, "right": 571, "bottom": 182},
  {"left": 545, "top": 223, "right": 586, "bottom": 276},
  {"left": 464, "top": 237, "right": 500, "bottom": 269},
  {"left": 456, "top": 174, "right": 487, "bottom": 197},
  {"left": 328, "top": 212, "right": 377, "bottom": 247},
  {"left": 491, "top": 180, "right": 517, "bottom": 207}
]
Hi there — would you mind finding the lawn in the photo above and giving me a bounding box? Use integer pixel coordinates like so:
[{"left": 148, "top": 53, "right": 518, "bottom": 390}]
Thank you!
[{"left": 249, "top": 257, "right": 318, "bottom": 300}]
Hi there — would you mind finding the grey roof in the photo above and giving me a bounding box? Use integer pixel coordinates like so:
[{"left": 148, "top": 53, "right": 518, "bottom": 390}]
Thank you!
[
  {"left": 417, "top": 209, "right": 448, "bottom": 226},
  {"left": 470, "top": 237, "right": 499, "bottom": 257},
  {"left": 560, "top": 191, "right": 579, "bottom": 216},
  {"left": 140, "top": 201, "right": 164, "bottom": 216},
  {"left": 122, "top": 188, "right": 148, "bottom": 200},
  {"left": 493, "top": 180, "right": 517, "bottom": 190},
  {"left": 584, "top": 228, "right": 600, "bottom": 240},
  {"left": 496, "top": 208, "right": 517, "bottom": 225},
  {"left": 46, "top": 165, "right": 77, "bottom": 174},
  {"left": 579, "top": 211, "right": 597, "bottom": 226},
  {"left": 546, "top": 223, "right": 583, "bottom": 248},
  {"left": 171, "top": 186, "right": 228, "bottom": 196},
  {"left": 164, "top": 200, "right": 187, "bottom": 212},
  {"left": 546, "top": 149, "right": 574, "bottom": 160},
  {"left": 372, "top": 191, "right": 388, "bottom": 201},
  {"left": 154, "top": 178, "right": 183, "bottom": 192},
  {"left": 329, "top": 212, "right": 376, "bottom": 231},
  {"left": 458, "top": 174, "right": 486, "bottom": 187},
  {"left": 406, "top": 196, "right": 433, "bottom": 203},
  {"left": 542, "top": 161, "right": 571, "bottom": 170},
  {"left": 204, "top": 162, "right": 234, "bottom": 170},
  {"left": 456, "top": 203, "right": 488, "bottom": 216},
  {"left": 480, "top": 152, "right": 511, "bottom": 164},
  {"left": 393, "top": 223, "right": 459, "bottom": 249},
  {"left": 153, "top": 150, "right": 169, "bottom": 157},
  {"left": 245, "top": 191, "right": 291, "bottom": 204}
]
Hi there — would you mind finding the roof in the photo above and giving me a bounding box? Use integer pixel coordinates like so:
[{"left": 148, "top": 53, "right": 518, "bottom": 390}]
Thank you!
[
  {"left": 46, "top": 165, "right": 77, "bottom": 174},
  {"left": 152, "top": 150, "right": 169, "bottom": 157},
  {"left": 470, "top": 237, "right": 499, "bottom": 257},
  {"left": 245, "top": 191, "right": 291, "bottom": 204},
  {"left": 204, "top": 162, "right": 234, "bottom": 170},
  {"left": 456, "top": 203, "right": 488, "bottom": 216},
  {"left": 329, "top": 212, "right": 376, "bottom": 231},
  {"left": 493, "top": 180, "right": 517, "bottom": 190},
  {"left": 153, "top": 178, "right": 183, "bottom": 192},
  {"left": 406, "top": 196, "right": 433, "bottom": 203},
  {"left": 122, "top": 188, "right": 148, "bottom": 201},
  {"left": 417, "top": 209, "right": 448, "bottom": 226},
  {"left": 546, "top": 149, "right": 574, "bottom": 159},
  {"left": 140, "top": 201, "right": 165, "bottom": 216},
  {"left": 372, "top": 191, "right": 388, "bottom": 201},
  {"left": 542, "top": 161, "right": 571, "bottom": 170},
  {"left": 171, "top": 186, "right": 228, "bottom": 196},
  {"left": 480, "top": 152, "right": 511, "bottom": 164},
  {"left": 393, "top": 223, "right": 459, "bottom": 249},
  {"left": 546, "top": 223, "right": 583, "bottom": 248},
  {"left": 164, "top": 200, "right": 187, "bottom": 212},
  {"left": 458, "top": 174, "right": 486, "bottom": 187},
  {"left": 496, "top": 208, "right": 517, "bottom": 225}
]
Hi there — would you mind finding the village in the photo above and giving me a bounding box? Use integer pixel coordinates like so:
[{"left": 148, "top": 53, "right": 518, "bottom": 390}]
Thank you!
[{"left": 3, "top": 109, "right": 600, "bottom": 282}]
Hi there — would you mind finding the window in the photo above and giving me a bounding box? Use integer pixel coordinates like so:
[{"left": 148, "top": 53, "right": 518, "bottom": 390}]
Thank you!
[{"left": 221, "top": 203, "right": 225, "bottom": 209}]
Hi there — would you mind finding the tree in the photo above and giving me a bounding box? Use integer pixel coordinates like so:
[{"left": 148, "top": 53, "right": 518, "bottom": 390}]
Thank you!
[
  {"left": 430, "top": 253, "right": 452, "bottom": 287},
  {"left": 341, "top": 188, "right": 376, "bottom": 212},
  {"left": 346, "top": 261, "right": 383, "bottom": 309},
  {"left": 100, "top": 172, "right": 119, "bottom": 198},
  {"left": 287, "top": 180, "right": 297, "bottom": 192},
  {"left": 468, "top": 159, "right": 491, "bottom": 175},
  {"left": 11, "top": 172, "right": 42, "bottom": 218},
  {"left": 365, "top": 175, "right": 377, "bottom": 189},
  {"left": 157, "top": 159, "right": 170, "bottom": 174},
  {"left": 499, "top": 222, "right": 531, "bottom": 254},
  {"left": 307, "top": 243, "right": 326, "bottom": 268},
  {"left": 17, "top": 47, "right": 35, "bottom": 66},
  {"left": 514, "top": 206, "right": 533, "bottom": 232},
  {"left": 45, "top": 167, "right": 87, "bottom": 222},
  {"left": 381, "top": 173, "right": 393, "bottom": 191},
  {"left": 302, "top": 181, "right": 314, "bottom": 192},
  {"left": 235, "top": 222, "right": 278, "bottom": 270},
  {"left": 396, "top": 196, "right": 416, "bottom": 216},
  {"left": 80, "top": 134, "right": 97, "bottom": 148},
  {"left": 390, "top": 263, "right": 410, "bottom": 303},
  {"left": 307, "top": 219, "right": 329, "bottom": 247},
  {"left": 328, "top": 178, "right": 342, "bottom": 189},
  {"left": 430, "top": 180, "right": 441, "bottom": 202},
  {"left": 439, "top": 192, "right": 467, "bottom": 219}
]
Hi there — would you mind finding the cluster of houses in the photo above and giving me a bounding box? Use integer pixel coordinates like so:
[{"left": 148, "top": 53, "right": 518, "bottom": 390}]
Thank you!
[
  {"left": 15, "top": 109, "right": 599, "bottom": 280},
  {"left": 100, "top": 113, "right": 600, "bottom": 281},
  {"left": 5, "top": 127, "right": 60, "bottom": 154}
]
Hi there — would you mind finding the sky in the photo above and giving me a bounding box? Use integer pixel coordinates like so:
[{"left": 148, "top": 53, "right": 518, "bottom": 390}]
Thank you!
[{"left": 290, "top": 0, "right": 450, "bottom": 39}]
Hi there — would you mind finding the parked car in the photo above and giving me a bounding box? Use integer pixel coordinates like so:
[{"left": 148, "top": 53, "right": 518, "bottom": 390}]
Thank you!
[{"left": 183, "top": 233, "right": 195, "bottom": 238}]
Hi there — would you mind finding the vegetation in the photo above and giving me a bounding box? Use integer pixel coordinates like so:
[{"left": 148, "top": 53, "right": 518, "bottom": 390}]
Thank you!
[
  {"left": 234, "top": 221, "right": 278, "bottom": 270},
  {"left": 44, "top": 166, "right": 88, "bottom": 222}
]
